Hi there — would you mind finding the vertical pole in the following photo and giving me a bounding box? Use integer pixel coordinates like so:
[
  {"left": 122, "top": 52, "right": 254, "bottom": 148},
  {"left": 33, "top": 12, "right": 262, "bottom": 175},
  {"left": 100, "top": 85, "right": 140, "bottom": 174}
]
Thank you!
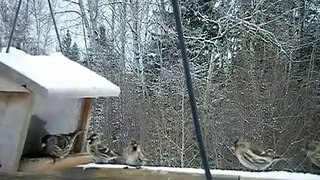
[
  {"left": 73, "top": 98, "right": 94, "bottom": 153},
  {"left": 170, "top": 0, "right": 213, "bottom": 180},
  {"left": 47, "top": 0, "right": 63, "bottom": 53},
  {"left": 6, "top": 0, "right": 23, "bottom": 53}
]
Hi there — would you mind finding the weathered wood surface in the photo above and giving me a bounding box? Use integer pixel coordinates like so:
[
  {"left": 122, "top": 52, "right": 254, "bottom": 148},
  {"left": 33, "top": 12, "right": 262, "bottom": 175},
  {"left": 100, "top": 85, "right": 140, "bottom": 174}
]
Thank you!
[
  {"left": 0, "top": 91, "right": 33, "bottom": 173},
  {"left": 2, "top": 167, "right": 241, "bottom": 180},
  {"left": 5, "top": 164, "right": 320, "bottom": 180},
  {"left": 0, "top": 77, "right": 29, "bottom": 92},
  {"left": 73, "top": 98, "right": 94, "bottom": 153},
  {"left": 16, "top": 155, "right": 320, "bottom": 180},
  {"left": 19, "top": 154, "right": 93, "bottom": 173}
]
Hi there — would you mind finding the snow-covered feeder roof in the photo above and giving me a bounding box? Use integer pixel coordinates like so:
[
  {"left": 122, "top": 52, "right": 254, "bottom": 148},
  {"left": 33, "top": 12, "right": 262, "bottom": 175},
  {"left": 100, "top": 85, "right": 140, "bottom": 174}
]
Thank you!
[{"left": 0, "top": 47, "right": 120, "bottom": 98}]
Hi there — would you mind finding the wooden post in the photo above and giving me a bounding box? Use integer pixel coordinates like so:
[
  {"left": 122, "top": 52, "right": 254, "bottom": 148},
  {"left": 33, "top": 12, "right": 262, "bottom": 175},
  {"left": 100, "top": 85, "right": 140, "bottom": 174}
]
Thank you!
[
  {"left": 0, "top": 91, "right": 33, "bottom": 173},
  {"left": 73, "top": 98, "right": 94, "bottom": 153}
]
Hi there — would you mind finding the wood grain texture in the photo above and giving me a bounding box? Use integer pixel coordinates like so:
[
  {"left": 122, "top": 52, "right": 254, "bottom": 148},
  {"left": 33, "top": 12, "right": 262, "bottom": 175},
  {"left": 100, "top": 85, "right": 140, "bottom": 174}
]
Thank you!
[
  {"left": 19, "top": 154, "right": 93, "bottom": 173},
  {"left": 11, "top": 166, "right": 241, "bottom": 180},
  {"left": 8, "top": 165, "right": 318, "bottom": 180},
  {"left": 0, "top": 91, "right": 33, "bottom": 173},
  {"left": 73, "top": 98, "right": 94, "bottom": 153}
]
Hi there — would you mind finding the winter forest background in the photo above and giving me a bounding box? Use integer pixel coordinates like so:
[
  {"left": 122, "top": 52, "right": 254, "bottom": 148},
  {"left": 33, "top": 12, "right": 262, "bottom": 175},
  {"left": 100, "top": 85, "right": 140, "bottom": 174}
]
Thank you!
[{"left": 0, "top": 0, "right": 319, "bottom": 173}]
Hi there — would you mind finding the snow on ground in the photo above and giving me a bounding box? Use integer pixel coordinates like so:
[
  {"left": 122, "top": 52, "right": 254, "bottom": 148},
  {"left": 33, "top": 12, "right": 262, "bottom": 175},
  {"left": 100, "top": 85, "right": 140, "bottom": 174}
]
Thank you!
[
  {"left": 0, "top": 47, "right": 120, "bottom": 98},
  {"left": 78, "top": 163, "right": 320, "bottom": 180}
]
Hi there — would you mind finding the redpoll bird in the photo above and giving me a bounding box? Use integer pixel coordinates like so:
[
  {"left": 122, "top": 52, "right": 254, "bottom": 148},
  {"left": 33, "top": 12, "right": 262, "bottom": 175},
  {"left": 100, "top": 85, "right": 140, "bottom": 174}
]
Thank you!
[
  {"left": 123, "top": 140, "right": 147, "bottom": 169},
  {"left": 86, "top": 132, "right": 120, "bottom": 164},
  {"left": 232, "top": 139, "right": 285, "bottom": 171},
  {"left": 306, "top": 140, "right": 320, "bottom": 168},
  {"left": 41, "top": 129, "right": 85, "bottom": 163}
]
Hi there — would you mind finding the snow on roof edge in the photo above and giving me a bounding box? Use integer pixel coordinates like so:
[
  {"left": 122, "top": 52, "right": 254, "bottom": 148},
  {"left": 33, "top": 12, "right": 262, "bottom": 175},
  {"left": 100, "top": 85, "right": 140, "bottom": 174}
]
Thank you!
[
  {"left": 0, "top": 47, "right": 121, "bottom": 98},
  {"left": 0, "top": 60, "right": 50, "bottom": 95}
]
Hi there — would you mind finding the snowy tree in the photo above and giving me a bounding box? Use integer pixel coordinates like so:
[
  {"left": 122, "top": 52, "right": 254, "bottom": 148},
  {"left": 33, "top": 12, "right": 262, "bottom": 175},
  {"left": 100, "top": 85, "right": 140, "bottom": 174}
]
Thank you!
[
  {"left": 61, "top": 30, "right": 80, "bottom": 62},
  {"left": 2, "top": 0, "right": 318, "bottom": 173},
  {"left": 61, "top": 30, "right": 72, "bottom": 57},
  {"left": 0, "top": 0, "right": 37, "bottom": 54},
  {"left": 71, "top": 43, "right": 80, "bottom": 61}
]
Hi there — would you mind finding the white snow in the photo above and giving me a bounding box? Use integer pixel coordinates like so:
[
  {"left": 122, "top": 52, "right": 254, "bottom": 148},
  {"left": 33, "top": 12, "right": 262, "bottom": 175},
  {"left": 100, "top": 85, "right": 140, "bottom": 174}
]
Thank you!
[
  {"left": 214, "top": 1, "right": 220, "bottom": 8},
  {"left": 0, "top": 47, "right": 120, "bottom": 98},
  {"left": 227, "top": 51, "right": 232, "bottom": 59},
  {"left": 78, "top": 163, "right": 320, "bottom": 180},
  {"left": 147, "top": 53, "right": 157, "bottom": 58}
]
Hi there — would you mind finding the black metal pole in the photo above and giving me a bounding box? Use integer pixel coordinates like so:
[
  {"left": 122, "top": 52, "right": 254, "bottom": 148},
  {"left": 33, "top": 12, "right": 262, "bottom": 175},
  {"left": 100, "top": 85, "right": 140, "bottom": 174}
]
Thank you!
[
  {"left": 47, "top": 0, "right": 63, "bottom": 53},
  {"left": 6, "top": 0, "right": 23, "bottom": 53},
  {"left": 170, "top": 1, "right": 213, "bottom": 180}
]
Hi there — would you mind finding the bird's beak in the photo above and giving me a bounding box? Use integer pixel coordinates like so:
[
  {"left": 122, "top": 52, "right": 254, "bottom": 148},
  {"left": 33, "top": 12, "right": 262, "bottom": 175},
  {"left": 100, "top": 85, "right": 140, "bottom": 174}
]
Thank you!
[{"left": 41, "top": 143, "right": 46, "bottom": 148}]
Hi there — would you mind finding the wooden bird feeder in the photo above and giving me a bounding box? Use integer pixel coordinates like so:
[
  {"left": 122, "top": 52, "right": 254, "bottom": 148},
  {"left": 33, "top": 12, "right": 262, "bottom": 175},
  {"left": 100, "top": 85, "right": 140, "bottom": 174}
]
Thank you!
[{"left": 0, "top": 47, "right": 120, "bottom": 173}]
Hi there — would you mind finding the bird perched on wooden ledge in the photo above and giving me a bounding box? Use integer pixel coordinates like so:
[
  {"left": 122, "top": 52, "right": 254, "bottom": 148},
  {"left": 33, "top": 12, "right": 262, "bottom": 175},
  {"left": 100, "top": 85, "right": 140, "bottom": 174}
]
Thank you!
[
  {"left": 41, "top": 129, "right": 85, "bottom": 163},
  {"left": 123, "top": 140, "right": 147, "bottom": 169},
  {"left": 86, "top": 132, "right": 121, "bottom": 164},
  {"left": 231, "top": 138, "right": 286, "bottom": 171},
  {"left": 305, "top": 140, "right": 320, "bottom": 168}
]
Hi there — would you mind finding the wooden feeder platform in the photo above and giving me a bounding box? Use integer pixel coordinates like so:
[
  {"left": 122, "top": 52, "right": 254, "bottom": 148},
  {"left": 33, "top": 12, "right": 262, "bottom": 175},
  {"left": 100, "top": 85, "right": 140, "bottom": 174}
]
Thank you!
[
  {"left": 19, "top": 153, "right": 93, "bottom": 173},
  {"left": 2, "top": 167, "right": 238, "bottom": 180},
  {"left": 3, "top": 165, "right": 320, "bottom": 180}
]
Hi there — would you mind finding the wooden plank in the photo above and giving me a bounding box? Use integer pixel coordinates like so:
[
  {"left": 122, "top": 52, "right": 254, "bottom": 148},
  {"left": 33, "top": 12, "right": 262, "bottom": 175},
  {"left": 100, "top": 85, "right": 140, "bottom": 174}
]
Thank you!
[
  {"left": 18, "top": 154, "right": 93, "bottom": 173},
  {"left": 0, "top": 91, "right": 33, "bottom": 173},
  {"left": 0, "top": 61, "right": 49, "bottom": 97},
  {"left": 0, "top": 77, "right": 29, "bottom": 92},
  {"left": 73, "top": 98, "right": 94, "bottom": 153},
  {"left": 9, "top": 167, "right": 240, "bottom": 180},
  {"left": 11, "top": 164, "right": 320, "bottom": 180}
]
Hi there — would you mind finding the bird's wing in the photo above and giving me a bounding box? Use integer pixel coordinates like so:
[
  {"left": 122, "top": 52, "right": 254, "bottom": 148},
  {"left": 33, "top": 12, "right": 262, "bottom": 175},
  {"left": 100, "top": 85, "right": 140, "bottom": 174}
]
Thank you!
[
  {"left": 97, "top": 145, "right": 109, "bottom": 152},
  {"left": 249, "top": 146, "right": 267, "bottom": 156},
  {"left": 122, "top": 146, "right": 130, "bottom": 157},
  {"left": 56, "top": 136, "right": 69, "bottom": 148},
  {"left": 138, "top": 150, "right": 148, "bottom": 161},
  {"left": 97, "top": 145, "right": 119, "bottom": 157}
]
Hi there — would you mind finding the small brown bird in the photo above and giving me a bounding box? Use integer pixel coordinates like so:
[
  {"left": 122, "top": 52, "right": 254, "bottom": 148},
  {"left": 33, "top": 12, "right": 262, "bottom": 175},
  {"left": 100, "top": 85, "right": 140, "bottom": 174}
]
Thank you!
[
  {"left": 86, "top": 132, "right": 120, "bottom": 164},
  {"left": 306, "top": 140, "right": 320, "bottom": 168},
  {"left": 232, "top": 138, "right": 285, "bottom": 171},
  {"left": 41, "top": 129, "right": 85, "bottom": 163},
  {"left": 123, "top": 140, "right": 147, "bottom": 169}
]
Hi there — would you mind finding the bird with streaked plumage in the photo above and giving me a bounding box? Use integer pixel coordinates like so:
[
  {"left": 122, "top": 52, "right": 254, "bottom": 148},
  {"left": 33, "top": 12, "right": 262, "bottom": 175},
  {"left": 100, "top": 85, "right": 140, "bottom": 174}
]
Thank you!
[
  {"left": 306, "top": 140, "right": 320, "bottom": 168},
  {"left": 123, "top": 140, "right": 147, "bottom": 169},
  {"left": 86, "top": 132, "right": 121, "bottom": 164},
  {"left": 41, "top": 129, "right": 85, "bottom": 163},
  {"left": 232, "top": 138, "right": 286, "bottom": 171}
]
